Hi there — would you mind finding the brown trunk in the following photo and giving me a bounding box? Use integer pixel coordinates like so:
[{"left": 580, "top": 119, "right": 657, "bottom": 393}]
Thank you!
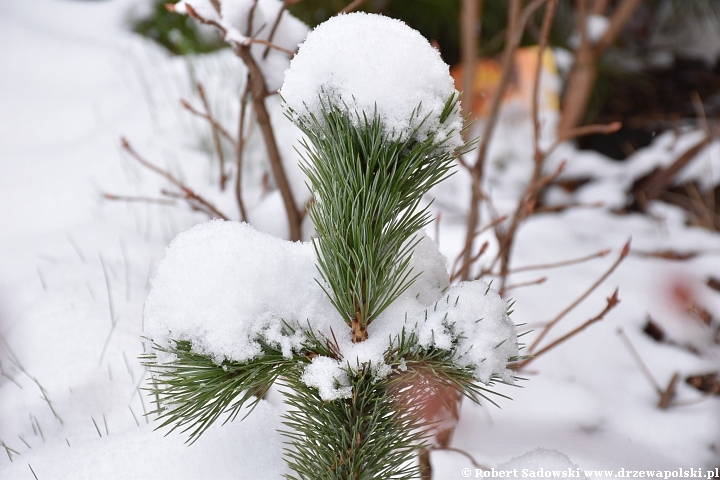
[
  {"left": 418, "top": 448, "right": 432, "bottom": 480},
  {"left": 351, "top": 317, "right": 367, "bottom": 343},
  {"left": 557, "top": 41, "right": 597, "bottom": 137}
]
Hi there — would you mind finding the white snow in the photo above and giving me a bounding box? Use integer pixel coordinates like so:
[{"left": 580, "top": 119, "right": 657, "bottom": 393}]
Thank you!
[
  {"left": 302, "top": 355, "right": 353, "bottom": 401},
  {"left": 1, "top": 0, "right": 719, "bottom": 477},
  {"left": 280, "top": 12, "right": 464, "bottom": 152}
]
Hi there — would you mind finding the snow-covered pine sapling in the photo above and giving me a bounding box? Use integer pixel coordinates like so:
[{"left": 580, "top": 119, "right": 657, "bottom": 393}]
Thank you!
[{"left": 142, "top": 13, "right": 519, "bottom": 479}]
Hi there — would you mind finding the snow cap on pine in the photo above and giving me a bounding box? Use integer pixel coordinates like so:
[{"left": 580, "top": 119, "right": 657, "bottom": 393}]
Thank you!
[{"left": 280, "top": 12, "right": 464, "bottom": 153}]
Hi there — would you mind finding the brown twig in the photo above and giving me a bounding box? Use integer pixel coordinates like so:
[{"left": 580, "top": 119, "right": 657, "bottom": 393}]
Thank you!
[
  {"left": 450, "top": 241, "right": 489, "bottom": 283},
  {"left": 631, "top": 135, "right": 711, "bottom": 211},
  {"left": 531, "top": 0, "right": 558, "bottom": 160},
  {"left": 263, "top": 3, "right": 287, "bottom": 59},
  {"left": 244, "top": 37, "right": 295, "bottom": 56},
  {"left": 547, "top": 121, "right": 622, "bottom": 155},
  {"left": 179, "top": 99, "right": 237, "bottom": 148},
  {"left": 340, "top": 0, "right": 367, "bottom": 14},
  {"left": 208, "top": 0, "right": 221, "bottom": 14},
  {"left": 460, "top": 0, "right": 481, "bottom": 122},
  {"left": 451, "top": 215, "right": 507, "bottom": 280},
  {"left": 516, "top": 288, "right": 620, "bottom": 369},
  {"left": 186, "top": 3, "right": 302, "bottom": 240},
  {"left": 433, "top": 446, "right": 488, "bottom": 470},
  {"left": 558, "top": 0, "right": 642, "bottom": 135},
  {"left": 197, "top": 83, "right": 228, "bottom": 190},
  {"left": 460, "top": 0, "right": 549, "bottom": 280},
  {"left": 658, "top": 372, "right": 680, "bottom": 410},
  {"left": 120, "top": 137, "right": 229, "bottom": 220},
  {"left": 508, "top": 248, "right": 610, "bottom": 274},
  {"left": 533, "top": 200, "right": 604, "bottom": 214},
  {"left": 529, "top": 239, "right": 630, "bottom": 353},
  {"left": 495, "top": 160, "right": 566, "bottom": 294},
  {"left": 503, "top": 276, "right": 547, "bottom": 291}
]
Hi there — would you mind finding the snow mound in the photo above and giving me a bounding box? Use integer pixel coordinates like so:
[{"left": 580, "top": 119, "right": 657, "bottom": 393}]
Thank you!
[
  {"left": 143, "top": 221, "right": 517, "bottom": 400},
  {"left": 280, "top": 12, "right": 463, "bottom": 152}
]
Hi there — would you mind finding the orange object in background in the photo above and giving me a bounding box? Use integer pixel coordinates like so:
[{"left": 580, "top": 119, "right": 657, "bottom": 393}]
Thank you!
[{"left": 450, "top": 46, "right": 560, "bottom": 120}]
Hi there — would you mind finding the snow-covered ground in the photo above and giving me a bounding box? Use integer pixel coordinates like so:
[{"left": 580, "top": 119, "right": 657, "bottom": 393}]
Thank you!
[{"left": 0, "top": 1, "right": 718, "bottom": 479}]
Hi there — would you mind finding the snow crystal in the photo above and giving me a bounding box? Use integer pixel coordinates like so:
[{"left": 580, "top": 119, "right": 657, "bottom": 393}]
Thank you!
[
  {"left": 497, "top": 448, "right": 586, "bottom": 478},
  {"left": 280, "top": 12, "right": 463, "bottom": 152},
  {"left": 302, "top": 355, "right": 353, "bottom": 400},
  {"left": 176, "top": 0, "right": 309, "bottom": 91}
]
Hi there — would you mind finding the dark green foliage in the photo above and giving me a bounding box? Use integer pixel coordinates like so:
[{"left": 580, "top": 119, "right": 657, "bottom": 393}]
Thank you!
[
  {"left": 133, "top": 1, "right": 226, "bottom": 55},
  {"left": 281, "top": 362, "right": 427, "bottom": 480},
  {"left": 142, "top": 339, "right": 296, "bottom": 444},
  {"left": 290, "top": 96, "right": 463, "bottom": 331}
]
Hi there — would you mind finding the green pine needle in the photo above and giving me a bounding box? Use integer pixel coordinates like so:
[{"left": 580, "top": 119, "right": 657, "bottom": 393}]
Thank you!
[{"left": 291, "top": 94, "right": 465, "bottom": 332}]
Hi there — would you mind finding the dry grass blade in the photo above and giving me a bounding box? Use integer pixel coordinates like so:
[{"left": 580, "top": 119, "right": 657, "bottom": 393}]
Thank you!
[
  {"left": 102, "top": 193, "right": 176, "bottom": 206},
  {"left": 617, "top": 327, "right": 662, "bottom": 394}
]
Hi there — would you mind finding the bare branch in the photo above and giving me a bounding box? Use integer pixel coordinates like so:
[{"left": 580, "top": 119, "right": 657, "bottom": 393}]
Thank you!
[
  {"left": 631, "top": 135, "right": 711, "bottom": 210},
  {"left": 340, "top": 0, "right": 367, "bottom": 14},
  {"left": 450, "top": 241, "right": 489, "bottom": 283},
  {"left": 532, "top": 0, "right": 558, "bottom": 161},
  {"left": 516, "top": 288, "right": 620, "bottom": 369},
  {"left": 263, "top": 3, "right": 287, "bottom": 59},
  {"left": 508, "top": 248, "right": 610, "bottom": 274},
  {"left": 245, "top": 37, "right": 295, "bottom": 55},
  {"left": 120, "top": 137, "right": 229, "bottom": 220},
  {"left": 460, "top": 0, "right": 481, "bottom": 121},
  {"left": 198, "top": 83, "right": 228, "bottom": 190},
  {"left": 658, "top": 372, "right": 680, "bottom": 410},
  {"left": 179, "top": 99, "right": 237, "bottom": 148},
  {"left": 452, "top": 215, "right": 507, "bottom": 280},
  {"left": 461, "top": 0, "right": 549, "bottom": 279},
  {"left": 596, "top": 0, "right": 643, "bottom": 55},
  {"left": 503, "top": 276, "right": 547, "bottom": 291},
  {"left": 186, "top": 3, "right": 302, "bottom": 240},
  {"left": 547, "top": 121, "right": 622, "bottom": 154},
  {"left": 529, "top": 239, "right": 630, "bottom": 353}
]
